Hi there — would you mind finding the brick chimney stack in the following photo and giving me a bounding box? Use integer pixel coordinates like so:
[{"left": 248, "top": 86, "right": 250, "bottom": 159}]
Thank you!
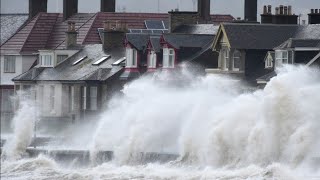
[
  {"left": 102, "top": 21, "right": 127, "bottom": 50},
  {"left": 308, "top": 9, "right": 320, "bottom": 24},
  {"left": 29, "top": 0, "right": 47, "bottom": 19},
  {"left": 198, "top": 0, "right": 211, "bottom": 22},
  {"left": 66, "top": 21, "right": 78, "bottom": 48}
]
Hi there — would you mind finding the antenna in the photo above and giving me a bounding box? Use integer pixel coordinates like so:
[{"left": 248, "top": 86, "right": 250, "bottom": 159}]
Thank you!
[{"left": 158, "top": 0, "right": 160, "bottom": 13}]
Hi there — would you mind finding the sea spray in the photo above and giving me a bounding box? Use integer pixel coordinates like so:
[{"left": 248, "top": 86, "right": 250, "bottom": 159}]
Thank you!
[
  {"left": 90, "top": 65, "right": 320, "bottom": 169},
  {"left": 1, "top": 92, "right": 36, "bottom": 161}
]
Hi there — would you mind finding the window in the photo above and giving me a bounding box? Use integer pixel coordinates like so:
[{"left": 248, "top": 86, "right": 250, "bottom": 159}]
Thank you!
[
  {"left": 82, "top": 86, "right": 87, "bottom": 110},
  {"left": 265, "top": 52, "right": 274, "bottom": 68},
  {"left": 4, "top": 56, "right": 16, "bottom": 73},
  {"left": 57, "top": 55, "right": 68, "bottom": 64},
  {"left": 1, "top": 89, "right": 14, "bottom": 112},
  {"left": 232, "top": 50, "right": 241, "bottom": 71},
  {"left": 38, "top": 85, "right": 44, "bottom": 112},
  {"left": 163, "top": 48, "right": 175, "bottom": 68},
  {"left": 40, "top": 55, "right": 53, "bottom": 67},
  {"left": 126, "top": 48, "right": 138, "bottom": 68},
  {"left": 49, "top": 86, "right": 55, "bottom": 111},
  {"left": 219, "top": 47, "right": 229, "bottom": 70},
  {"left": 148, "top": 51, "right": 157, "bottom": 68},
  {"left": 69, "top": 86, "right": 75, "bottom": 112},
  {"left": 93, "top": 56, "right": 111, "bottom": 66},
  {"left": 90, "top": 86, "right": 98, "bottom": 110},
  {"left": 275, "top": 50, "right": 294, "bottom": 68}
]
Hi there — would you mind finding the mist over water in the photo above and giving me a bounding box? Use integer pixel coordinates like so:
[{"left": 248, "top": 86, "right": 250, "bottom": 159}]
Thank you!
[{"left": 1, "top": 65, "right": 320, "bottom": 179}]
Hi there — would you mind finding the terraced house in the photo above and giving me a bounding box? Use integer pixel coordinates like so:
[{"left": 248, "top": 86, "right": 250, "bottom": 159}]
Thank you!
[{"left": 2, "top": 0, "right": 233, "bottom": 131}]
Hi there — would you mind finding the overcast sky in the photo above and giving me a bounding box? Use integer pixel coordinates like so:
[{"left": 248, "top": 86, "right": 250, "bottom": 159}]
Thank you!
[{"left": 1, "top": 0, "right": 318, "bottom": 22}]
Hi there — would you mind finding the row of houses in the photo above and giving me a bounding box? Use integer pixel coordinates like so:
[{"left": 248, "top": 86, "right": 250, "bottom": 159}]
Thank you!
[{"left": 1, "top": 0, "right": 320, "bottom": 131}]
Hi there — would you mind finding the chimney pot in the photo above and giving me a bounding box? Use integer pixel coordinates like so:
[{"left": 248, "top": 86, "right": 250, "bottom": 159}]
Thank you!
[
  {"left": 315, "top": 9, "right": 319, "bottom": 14},
  {"left": 311, "top": 9, "right": 314, "bottom": 14},
  {"left": 275, "top": 7, "right": 280, "bottom": 15},
  {"left": 279, "top": 5, "right": 284, "bottom": 15},
  {"left": 263, "top": 5, "right": 267, "bottom": 14},
  {"left": 284, "top": 6, "right": 288, "bottom": 15},
  {"left": 288, "top": 6, "right": 292, "bottom": 15},
  {"left": 267, "top": 5, "right": 272, "bottom": 14}
]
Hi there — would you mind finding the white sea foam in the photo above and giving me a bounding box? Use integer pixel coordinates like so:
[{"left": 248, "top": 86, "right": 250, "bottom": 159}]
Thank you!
[{"left": 1, "top": 65, "right": 320, "bottom": 179}]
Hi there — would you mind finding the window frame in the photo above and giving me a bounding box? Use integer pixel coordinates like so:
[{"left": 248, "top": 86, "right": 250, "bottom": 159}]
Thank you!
[
  {"left": 49, "top": 85, "right": 55, "bottom": 111},
  {"left": 163, "top": 48, "right": 175, "bottom": 68},
  {"left": 125, "top": 48, "right": 138, "bottom": 68},
  {"left": 232, "top": 50, "right": 241, "bottom": 71},
  {"left": 148, "top": 51, "right": 157, "bottom": 68},
  {"left": 82, "top": 86, "right": 87, "bottom": 110},
  {"left": 3, "top": 56, "right": 16, "bottom": 73},
  {"left": 89, "top": 86, "right": 98, "bottom": 111},
  {"left": 40, "top": 54, "right": 54, "bottom": 67},
  {"left": 275, "top": 50, "right": 293, "bottom": 68}
]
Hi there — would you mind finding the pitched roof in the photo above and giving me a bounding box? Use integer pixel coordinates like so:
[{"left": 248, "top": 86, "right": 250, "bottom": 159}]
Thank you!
[
  {"left": 214, "top": 23, "right": 320, "bottom": 50},
  {"left": 13, "top": 44, "right": 125, "bottom": 82},
  {"left": 276, "top": 38, "right": 320, "bottom": 49},
  {"left": 162, "top": 34, "right": 214, "bottom": 49},
  {"left": 0, "top": 14, "right": 28, "bottom": 45},
  {"left": 149, "top": 36, "right": 161, "bottom": 52},
  {"left": 125, "top": 33, "right": 150, "bottom": 50},
  {"left": 222, "top": 23, "right": 298, "bottom": 50},
  {"left": 173, "top": 24, "right": 219, "bottom": 35}
]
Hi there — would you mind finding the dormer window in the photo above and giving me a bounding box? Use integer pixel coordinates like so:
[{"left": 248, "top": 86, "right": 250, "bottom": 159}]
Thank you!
[
  {"left": 163, "top": 48, "right": 175, "bottom": 68},
  {"left": 126, "top": 48, "right": 137, "bottom": 68},
  {"left": 275, "top": 50, "right": 294, "bottom": 68},
  {"left": 40, "top": 53, "right": 53, "bottom": 67},
  {"left": 148, "top": 51, "right": 157, "bottom": 68}
]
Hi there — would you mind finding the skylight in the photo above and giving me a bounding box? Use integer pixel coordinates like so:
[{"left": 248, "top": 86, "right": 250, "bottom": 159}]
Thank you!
[
  {"left": 112, "top": 57, "right": 126, "bottom": 66},
  {"left": 92, "top": 55, "right": 111, "bottom": 66},
  {"left": 73, "top": 56, "right": 87, "bottom": 65}
]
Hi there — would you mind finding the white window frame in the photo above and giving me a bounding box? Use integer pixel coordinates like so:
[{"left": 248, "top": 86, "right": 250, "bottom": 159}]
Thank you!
[
  {"left": 4, "top": 56, "right": 16, "bottom": 73},
  {"left": 82, "top": 86, "right": 87, "bottom": 110},
  {"left": 265, "top": 53, "right": 274, "bottom": 68},
  {"left": 163, "top": 48, "right": 175, "bottom": 68},
  {"left": 125, "top": 48, "right": 138, "bottom": 68},
  {"left": 49, "top": 85, "right": 55, "bottom": 111},
  {"left": 40, "top": 54, "right": 53, "bottom": 67},
  {"left": 148, "top": 51, "right": 157, "bottom": 68},
  {"left": 90, "top": 86, "right": 98, "bottom": 111},
  {"left": 232, "top": 50, "right": 240, "bottom": 71},
  {"left": 57, "top": 54, "right": 68, "bottom": 64},
  {"left": 275, "top": 50, "right": 293, "bottom": 68},
  {"left": 219, "top": 46, "right": 229, "bottom": 71}
]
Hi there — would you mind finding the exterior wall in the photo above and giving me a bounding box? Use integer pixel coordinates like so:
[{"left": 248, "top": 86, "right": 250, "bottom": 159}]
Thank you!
[
  {"left": 0, "top": 55, "right": 37, "bottom": 85},
  {"left": 295, "top": 51, "right": 319, "bottom": 64},
  {"left": 244, "top": 49, "right": 271, "bottom": 81}
]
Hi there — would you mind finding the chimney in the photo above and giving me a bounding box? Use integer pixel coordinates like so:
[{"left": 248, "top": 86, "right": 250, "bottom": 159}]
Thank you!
[
  {"left": 284, "top": 6, "right": 288, "bottom": 15},
  {"left": 102, "top": 21, "right": 127, "bottom": 50},
  {"left": 66, "top": 21, "right": 78, "bottom": 48},
  {"left": 198, "top": 0, "right": 211, "bottom": 21},
  {"left": 263, "top": 6, "right": 267, "bottom": 15},
  {"left": 267, "top": 5, "right": 272, "bottom": 14},
  {"left": 63, "top": 0, "right": 78, "bottom": 20},
  {"left": 275, "top": 7, "right": 280, "bottom": 15},
  {"left": 288, "top": 6, "right": 292, "bottom": 15},
  {"left": 29, "top": 0, "right": 47, "bottom": 19},
  {"left": 244, "top": 0, "right": 257, "bottom": 22},
  {"left": 279, "top": 5, "right": 284, "bottom": 15},
  {"left": 308, "top": 9, "right": 320, "bottom": 24},
  {"left": 101, "top": 0, "right": 116, "bottom": 12}
]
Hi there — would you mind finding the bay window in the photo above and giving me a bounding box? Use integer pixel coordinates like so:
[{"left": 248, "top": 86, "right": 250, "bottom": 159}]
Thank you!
[
  {"left": 148, "top": 51, "right": 157, "bottom": 68},
  {"left": 163, "top": 48, "right": 175, "bottom": 68},
  {"left": 275, "top": 50, "right": 294, "bottom": 68},
  {"left": 126, "top": 48, "right": 137, "bottom": 68}
]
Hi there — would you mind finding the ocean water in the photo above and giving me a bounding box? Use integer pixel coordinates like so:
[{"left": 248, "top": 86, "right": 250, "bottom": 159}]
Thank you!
[{"left": 1, "top": 65, "right": 320, "bottom": 179}]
